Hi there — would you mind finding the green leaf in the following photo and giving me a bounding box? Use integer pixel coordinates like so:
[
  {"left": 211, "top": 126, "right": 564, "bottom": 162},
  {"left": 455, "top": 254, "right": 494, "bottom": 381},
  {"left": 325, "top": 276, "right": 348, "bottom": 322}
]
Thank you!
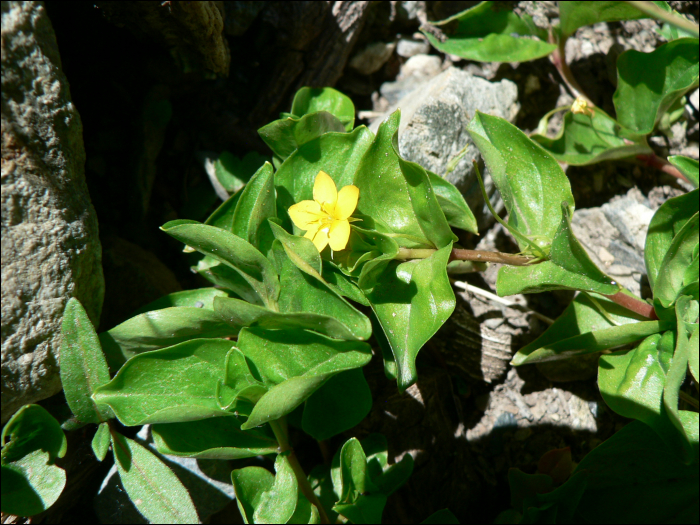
[
  {"left": 614, "top": 38, "right": 699, "bottom": 135},
  {"left": 197, "top": 263, "right": 263, "bottom": 306},
  {"left": 93, "top": 339, "right": 240, "bottom": 426},
  {"left": 427, "top": 170, "right": 478, "bottom": 234},
  {"left": 660, "top": 296, "right": 697, "bottom": 464},
  {"left": 268, "top": 237, "right": 371, "bottom": 340},
  {"left": 354, "top": 110, "right": 456, "bottom": 250},
  {"left": 653, "top": 212, "right": 699, "bottom": 308},
  {"left": 513, "top": 309, "right": 669, "bottom": 366},
  {"left": 151, "top": 417, "right": 277, "bottom": 459},
  {"left": 422, "top": 2, "right": 555, "bottom": 62},
  {"left": 668, "top": 155, "right": 699, "bottom": 188},
  {"left": 214, "top": 296, "right": 367, "bottom": 341},
  {"left": 275, "top": 126, "right": 374, "bottom": 229},
  {"left": 111, "top": 432, "right": 199, "bottom": 524},
  {"left": 91, "top": 422, "right": 111, "bottom": 462},
  {"left": 290, "top": 87, "right": 355, "bottom": 132},
  {"left": 569, "top": 415, "right": 698, "bottom": 523},
  {"left": 531, "top": 107, "right": 652, "bottom": 165},
  {"left": 497, "top": 202, "right": 620, "bottom": 296},
  {"left": 367, "top": 244, "right": 455, "bottom": 391},
  {"left": 60, "top": 298, "right": 113, "bottom": 424},
  {"left": 231, "top": 162, "right": 277, "bottom": 250},
  {"left": 255, "top": 455, "right": 299, "bottom": 524},
  {"left": 98, "top": 307, "right": 236, "bottom": 370},
  {"left": 132, "top": 288, "right": 230, "bottom": 315},
  {"left": 308, "top": 464, "right": 340, "bottom": 524},
  {"left": 689, "top": 323, "right": 699, "bottom": 382},
  {"left": 237, "top": 328, "right": 372, "bottom": 429},
  {"left": 301, "top": 369, "right": 372, "bottom": 440},
  {"left": 204, "top": 188, "right": 243, "bottom": 232},
  {"left": 215, "top": 151, "right": 269, "bottom": 194},
  {"left": 645, "top": 189, "right": 698, "bottom": 291},
  {"left": 598, "top": 331, "right": 690, "bottom": 458},
  {"left": 559, "top": 1, "right": 658, "bottom": 39},
  {"left": 259, "top": 112, "right": 347, "bottom": 160},
  {"left": 467, "top": 111, "right": 575, "bottom": 254},
  {"left": 1, "top": 405, "right": 67, "bottom": 517},
  {"left": 231, "top": 466, "right": 275, "bottom": 524},
  {"left": 161, "top": 220, "right": 280, "bottom": 309},
  {"left": 513, "top": 293, "right": 648, "bottom": 366},
  {"left": 322, "top": 262, "right": 370, "bottom": 306},
  {"left": 335, "top": 224, "right": 399, "bottom": 292}
]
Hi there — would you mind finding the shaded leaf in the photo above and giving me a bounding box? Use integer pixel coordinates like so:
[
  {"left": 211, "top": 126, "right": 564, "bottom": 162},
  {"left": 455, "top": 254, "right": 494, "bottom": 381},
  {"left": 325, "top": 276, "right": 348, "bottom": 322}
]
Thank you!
[
  {"left": 215, "top": 151, "right": 269, "bottom": 195},
  {"left": 91, "top": 422, "right": 111, "bottom": 462},
  {"left": 259, "top": 112, "right": 346, "bottom": 160},
  {"left": 427, "top": 170, "right": 478, "bottom": 234},
  {"left": 668, "top": 155, "right": 699, "bottom": 187},
  {"left": 559, "top": 1, "right": 656, "bottom": 39},
  {"left": 232, "top": 162, "right": 276, "bottom": 250},
  {"left": 290, "top": 87, "right": 355, "bottom": 131},
  {"left": 653, "top": 212, "right": 699, "bottom": 309}
]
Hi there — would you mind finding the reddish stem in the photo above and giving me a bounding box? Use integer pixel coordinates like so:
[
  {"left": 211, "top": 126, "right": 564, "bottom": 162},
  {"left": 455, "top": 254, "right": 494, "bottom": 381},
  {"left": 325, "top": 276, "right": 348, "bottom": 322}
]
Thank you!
[
  {"left": 637, "top": 154, "right": 690, "bottom": 185},
  {"left": 603, "top": 291, "right": 658, "bottom": 320}
]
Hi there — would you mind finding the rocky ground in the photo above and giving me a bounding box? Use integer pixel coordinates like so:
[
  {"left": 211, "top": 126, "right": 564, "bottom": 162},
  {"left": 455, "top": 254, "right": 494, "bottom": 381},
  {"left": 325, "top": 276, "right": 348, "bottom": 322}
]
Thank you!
[{"left": 14, "top": 1, "right": 699, "bottom": 523}]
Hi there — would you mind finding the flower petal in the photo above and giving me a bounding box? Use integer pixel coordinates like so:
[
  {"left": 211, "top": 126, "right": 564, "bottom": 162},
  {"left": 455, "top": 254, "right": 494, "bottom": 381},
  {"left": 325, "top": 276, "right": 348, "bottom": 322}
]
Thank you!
[
  {"left": 313, "top": 171, "right": 338, "bottom": 208},
  {"left": 289, "top": 200, "right": 323, "bottom": 230},
  {"left": 334, "top": 184, "right": 359, "bottom": 220},
  {"left": 328, "top": 219, "right": 351, "bottom": 251},
  {"left": 307, "top": 226, "right": 329, "bottom": 253}
]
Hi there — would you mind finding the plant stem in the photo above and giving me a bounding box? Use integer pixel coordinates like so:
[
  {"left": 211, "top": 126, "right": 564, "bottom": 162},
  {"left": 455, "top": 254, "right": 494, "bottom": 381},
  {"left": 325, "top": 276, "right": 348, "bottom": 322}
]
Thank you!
[
  {"left": 603, "top": 291, "right": 658, "bottom": 320},
  {"left": 625, "top": 1, "right": 700, "bottom": 37},
  {"left": 551, "top": 36, "right": 592, "bottom": 105},
  {"left": 269, "top": 418, "right": 330, "bottom": 524},
  {"left": 636, "top": 154, "right": 691, "bottom": 185},
  {"left": 396, "top": 247, "right": 539, "bottom": 266},
  {"left": 679, "top": 390, "right": 699, "bottom": 410}
]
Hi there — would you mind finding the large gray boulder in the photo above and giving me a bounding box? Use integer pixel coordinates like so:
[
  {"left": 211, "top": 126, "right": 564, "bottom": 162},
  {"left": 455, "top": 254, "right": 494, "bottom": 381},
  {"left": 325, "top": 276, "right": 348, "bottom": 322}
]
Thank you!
[
  {"left": 372, "top": 67, "right": 519, "bottom": 230},
  {"left": 1, "top": 1, "right": 103, "bottom": 422}
]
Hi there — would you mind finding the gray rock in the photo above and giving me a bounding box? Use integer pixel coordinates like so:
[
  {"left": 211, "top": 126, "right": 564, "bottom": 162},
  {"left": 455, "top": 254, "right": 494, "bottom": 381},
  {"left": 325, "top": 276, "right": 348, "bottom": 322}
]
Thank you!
[
  {"left": 1, "top": 2, "right": 103, "bottom": 422},
  {"left": 348, "top": 41, "right": 396, "bottom": 75},
  {"left": 396, "top": 38, "right": 430, "bottom": 58},
  {"left": 379, "top": 54, "right": 442, "bottom": 105},
  {"left": 569, "top": 188, "right": 654, "bottom": 298},
  {"left": 372, "top": 67, "right": 519, "bottom": 230}
]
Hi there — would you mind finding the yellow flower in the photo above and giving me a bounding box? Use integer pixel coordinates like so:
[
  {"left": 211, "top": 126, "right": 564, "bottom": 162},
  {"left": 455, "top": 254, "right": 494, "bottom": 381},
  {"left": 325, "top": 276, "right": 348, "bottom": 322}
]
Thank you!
[{"left": 288, "top": 171, "right": 359, "bottom": 253}]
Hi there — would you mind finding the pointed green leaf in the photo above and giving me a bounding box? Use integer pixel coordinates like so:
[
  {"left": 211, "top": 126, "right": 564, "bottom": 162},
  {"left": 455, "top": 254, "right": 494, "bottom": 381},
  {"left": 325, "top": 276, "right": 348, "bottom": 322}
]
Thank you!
[
  {"left": 98, "top": 306, "right": 236, "bottom": 370},
  {"left": 214, "top": 296, "right": 366, "bottom": 341},
  {"left": 689, "top": 323, "right": 699, "bottom": 382},
  {"left": 354, "top": 110, "right": 456, "bottom": 249},
  {"left": 111, "top": 432, "right": 199, "bottom": 524},
  {"left": 467, "top": 111, "right": 575, "bottom": 253},
  {"left": 254, "top": 455, "right": 299, "bottom": 524},
  {"left": 367, "top": 244, "right": 455, "bottom": 391},
  {"left": 614, "top": 38, "right": 699, "bottom": 135},
  {"left": 259, "top": 112, "right": 346, "bottom": 160},
  {"left": 291, "top": 87, "right": 355, "bottom": 131},
  {"left": 645, "top": 189, "right": 698, "bottom": 291},
  {"left": 668, "top": 155, "right": 699, "bottom": 188},
  {"left": 93, "top": 339, "right": 240, "bottom": 425},
  {"left": 231, "top": 466, "right": 275, "bottom": 524},
  {"left": 653, "top": 212, "right": 699, "bottom": 308},
  {"left": 132, "top": 288, "right": 230, "bottom": 315},
  {"left": 204, "top": 187, "right": 242, "bottom": 232},
  {"left": 232, "top": 162, "right": 277, "bottom": 249},
  {"left": 161, "top": 220, "right": 280, "bottom": 308},
  {"left": 60, "top": 298, "right": 113, "bottom": 423},
  {"left": 151, "top": 417, "right": 277, "bottom": 459},
  {"left": 497, "top": 202, "right": 620, "bottom": 295},
  {"left": 427, "top": 170, "right": 478, "bottom": 233},
  {"left": 301, "top": 369, "right": 372, "bottom": 440},
  {"left": 1, "top": 405, "right": 67, "bottom": 516},
  {"left": 91, "top": 422, "right": 111, "bottom": 462},
  {"left": 422, "top": 2, "right": 555, "bottom": 62},
  {"left": 513, "top": 292, "right": 649, "bottom": 366},
  {"left": 559, "top": 1, "right": 657, "bottom": 39},
  {"left": 531, "top": 107, "right": 651, "bottom": 165},
  {"left": 322, "top": 262, "right": 370, "bottom": 306},
  {"left": 237, "top": 328, "right": 371, "bottom": 429},
  {"left": 215, "top": 151, "right": 268, "bottom": 194},
  {"left": 198, "top": 263, "right": 263, "bottom": 306}
]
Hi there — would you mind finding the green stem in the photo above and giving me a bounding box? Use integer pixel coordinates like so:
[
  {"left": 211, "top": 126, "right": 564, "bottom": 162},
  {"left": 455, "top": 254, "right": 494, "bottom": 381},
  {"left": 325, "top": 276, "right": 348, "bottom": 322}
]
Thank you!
[
  {"left": 679, "top": 390, "right": 699, "bottom": 410},
  {"left": 396, "top": 247, "right": 538, "bottom": 266},
  {"left": 551, "top": 36, "right": 592, "bottom": 104},
  {"left": 625, "top": 0, "right": 699, "bottom": 37},
  {"left": 269, "top": 418, "right": 330, "bottom": 524}
]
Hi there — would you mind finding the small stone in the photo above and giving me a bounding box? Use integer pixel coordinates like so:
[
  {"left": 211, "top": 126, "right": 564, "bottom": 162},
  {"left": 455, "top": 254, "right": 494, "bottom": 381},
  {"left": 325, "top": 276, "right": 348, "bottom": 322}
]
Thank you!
[
  {"left": 597, "top": 247, "right": 615, "bottom": 266},
  {"left": 396, "top": 38, "right": 430, "bottom": 58},
  {"left": 349, "top": 41, "right": 396, "bottom": 75}
]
